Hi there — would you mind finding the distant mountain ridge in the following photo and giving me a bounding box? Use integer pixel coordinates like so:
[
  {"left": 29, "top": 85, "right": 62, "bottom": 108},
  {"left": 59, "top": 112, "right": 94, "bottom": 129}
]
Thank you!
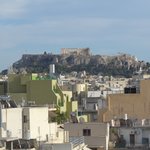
[{"left": 6, "top": 48, "right": 150, "bottom": 77}]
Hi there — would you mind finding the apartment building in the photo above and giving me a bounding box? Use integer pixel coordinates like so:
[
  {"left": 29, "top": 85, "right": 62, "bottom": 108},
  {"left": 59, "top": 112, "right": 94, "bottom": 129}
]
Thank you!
[
  {"left": 118, "top": 126, "right": 150, "bottom": 148},
  {"left": 0, "top": 104, "right": 49, "bottom": 142},
  {"left": 0, "top": 73, "right": 79, "bottom": 117},
  {"left": 0, "top": 98, "right": 73, "bottom": 149},
  {"left": 99, "top": 79, "right": 150, "bottom": 122},
  {"left": 64, "top": 122, "right": 110, "bottom": 150},
  {"left": 22, "top": 107, "right": 49, "bottom": 141}
]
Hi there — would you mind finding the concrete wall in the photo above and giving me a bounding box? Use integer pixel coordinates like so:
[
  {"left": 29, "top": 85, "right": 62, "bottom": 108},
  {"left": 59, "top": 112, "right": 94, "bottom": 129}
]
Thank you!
[
  {"left": 26, "top": 80, "right": 56, "bottom": 104},
  {"left": 8, "top": 74, "right": 26, "bottom": 93},
  {"left": 23, "top": 107, "right": 49, "bottom": 141},
  {"left": 72, "top": 84, "right": 87, "bottom": 95},
  {"left": 119, "top": 127, "right": 150, "bottom": 147},
  {"left": 64, "top": 122, "right": 109, "bottom": 150},
  {"left": 48, "top": 122, "right": 69, "bottom": 144},
  {"left": 100, "top": 79, "right": 150, "bottom": 122},
  {"left": 119, "top": 128, "right": 142, "bottom": 147},
  {"left": 0, "top": 108, "right": 22, "bottom": 138},
  {"left": 0, "top": 81, "right": 7, "bottom": 95},
  {"left": 9, "top": 93, "right": 27, "bottom": 104},
  {"left": 20, "top": 74, "right": 32, "bottom": 85},
  {"left": 49, "top": 122, "right": 58, "bottom": 140}
]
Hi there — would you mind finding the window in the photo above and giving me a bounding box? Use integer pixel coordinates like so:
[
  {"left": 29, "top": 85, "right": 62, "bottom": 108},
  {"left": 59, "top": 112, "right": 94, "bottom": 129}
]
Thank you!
[
  {"left": 23, "top": 115, "right": 27, "bottom": 123},
  {"left": 83, "top": 129, "right": 91, "bottom": 136},
  {"left": 142, "top": 138, "right": 149, "bottom": 145}
]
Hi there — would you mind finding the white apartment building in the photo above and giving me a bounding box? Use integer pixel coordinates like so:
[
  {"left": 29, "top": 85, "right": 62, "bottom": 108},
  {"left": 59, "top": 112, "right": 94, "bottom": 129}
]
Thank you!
[
  {"left": 0, "top": 108, "right": 22, "bottom": 139},
  {"left": 22, "top": 107, "right": 49, "bottom": 141},
  {"left": 0, "top": 103, "right": 91, "bottom": 150},
  {"left": 0, "top": 103, "right": 49, "bottom": 142},
  {"left": 41, "top": 123, "right": 91, "bottom": 150}
]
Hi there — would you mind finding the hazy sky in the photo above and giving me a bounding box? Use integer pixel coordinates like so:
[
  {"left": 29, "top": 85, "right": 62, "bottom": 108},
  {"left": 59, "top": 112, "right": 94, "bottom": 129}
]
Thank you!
[{"left": 0, "top": 0, "right": 150, "bottom": 71}]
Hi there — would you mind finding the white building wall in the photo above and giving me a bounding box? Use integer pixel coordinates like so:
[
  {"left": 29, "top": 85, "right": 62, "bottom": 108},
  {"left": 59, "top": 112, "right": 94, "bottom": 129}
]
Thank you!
[
  {"left": 88, "top": 91, "right": 101, "bottom": 97},
  {"left": 49, "top": 123, "right": 69, "bottom": 143},
  {"left": 72, "top": 84, "right": 86, "bottom": 94},
  {"left": 23, "top": 107, "right": 49, "bottom": 141},
  {"left": 49, "top": 122, "right": 57, "bottom": 140},
  {"left": 1, "top": 108, "right": 22, "bottom": 138}
]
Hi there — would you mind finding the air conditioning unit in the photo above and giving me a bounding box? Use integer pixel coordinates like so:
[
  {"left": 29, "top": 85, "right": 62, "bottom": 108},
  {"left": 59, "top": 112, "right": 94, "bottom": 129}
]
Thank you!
[
  {"left": 7, "top": 130, "right": 12, "bottom": 138},
  {"left": 131, "top": 129, "right": 140, "bottom": 135},
  {"left": 94, "top": 104, "right": 98, "bottom": 110},
  {"left": 134, "top": 130, "right": 140, "bottom": 135},
  {"left": 142, "top": 119, "right": 145, "bottom": 126},
  {"left": 144, "top": 119, "right": 150, "bottom": 126}
]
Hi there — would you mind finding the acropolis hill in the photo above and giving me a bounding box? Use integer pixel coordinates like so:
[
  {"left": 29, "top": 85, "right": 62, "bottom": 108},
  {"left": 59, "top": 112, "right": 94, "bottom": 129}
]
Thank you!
[{"left": 7, "top": 48, "right": 149, "bottom": 77}]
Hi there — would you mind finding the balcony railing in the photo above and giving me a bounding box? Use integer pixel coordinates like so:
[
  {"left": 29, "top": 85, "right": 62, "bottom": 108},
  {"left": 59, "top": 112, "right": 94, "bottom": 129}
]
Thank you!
[{"left": 69, "top": 136, "right": 84, "bottom": 148}]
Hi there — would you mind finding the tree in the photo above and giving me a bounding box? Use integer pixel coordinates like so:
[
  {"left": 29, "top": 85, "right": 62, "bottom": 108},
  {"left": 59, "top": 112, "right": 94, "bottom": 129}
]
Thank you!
[{"left": 50, "top": 106, "right": 68, "bottom": 124}]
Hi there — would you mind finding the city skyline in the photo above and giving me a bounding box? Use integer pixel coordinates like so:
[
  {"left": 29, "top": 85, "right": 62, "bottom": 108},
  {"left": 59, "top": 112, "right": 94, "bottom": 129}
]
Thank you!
[{"left": 0, "top": 0, "right": 150, "bottom": 71}]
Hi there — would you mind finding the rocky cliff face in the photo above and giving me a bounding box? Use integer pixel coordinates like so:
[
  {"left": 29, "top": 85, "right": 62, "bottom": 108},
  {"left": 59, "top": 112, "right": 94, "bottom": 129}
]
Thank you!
[{"left": 11, "top": 52, "right": 146, "bottom": 77}]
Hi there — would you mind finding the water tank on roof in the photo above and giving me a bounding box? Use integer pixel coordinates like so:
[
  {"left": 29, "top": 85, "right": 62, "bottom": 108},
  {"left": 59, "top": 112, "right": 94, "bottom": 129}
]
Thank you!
[{"left": 124, "top": 114, "right": 128, "bottom": 120}]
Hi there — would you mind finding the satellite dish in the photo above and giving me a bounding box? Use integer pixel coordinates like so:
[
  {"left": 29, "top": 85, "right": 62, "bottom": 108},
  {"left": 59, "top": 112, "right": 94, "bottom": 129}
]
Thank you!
[{"left": 79, "top": 117, "right": 85, "bottom": 123}]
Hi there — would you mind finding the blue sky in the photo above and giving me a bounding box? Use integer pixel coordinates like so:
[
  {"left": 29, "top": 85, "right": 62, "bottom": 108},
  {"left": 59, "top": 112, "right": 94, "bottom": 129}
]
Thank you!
[{"left": 0, "top": 0, "right": 150, "bottom": 71}]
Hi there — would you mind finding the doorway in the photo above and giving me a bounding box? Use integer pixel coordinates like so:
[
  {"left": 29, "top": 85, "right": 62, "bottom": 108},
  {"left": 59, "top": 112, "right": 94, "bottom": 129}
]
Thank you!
[{"left": 130, "top": 134, "right": 135, "bottom": 146}]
